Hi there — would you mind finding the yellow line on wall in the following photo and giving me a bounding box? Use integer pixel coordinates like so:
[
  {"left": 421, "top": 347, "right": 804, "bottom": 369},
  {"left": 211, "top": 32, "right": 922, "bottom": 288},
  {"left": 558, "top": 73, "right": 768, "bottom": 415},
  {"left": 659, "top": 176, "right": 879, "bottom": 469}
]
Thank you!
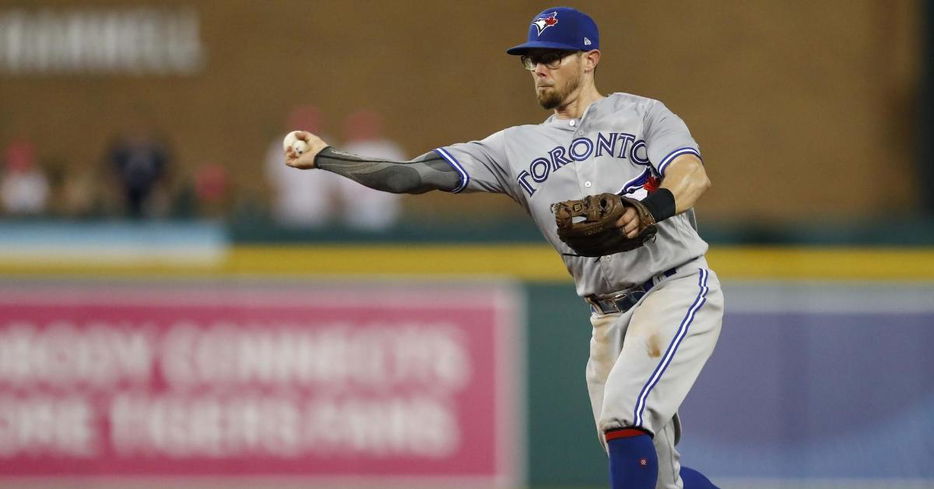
[
  {"left": 707, "top": 246, "right": 934, "bottom": 280},
  {"left": 226, "top": 244, "right": 565, "bottom": 279},
  {"left": 1, "top": 245, "right": 933, "bottom": 281}
]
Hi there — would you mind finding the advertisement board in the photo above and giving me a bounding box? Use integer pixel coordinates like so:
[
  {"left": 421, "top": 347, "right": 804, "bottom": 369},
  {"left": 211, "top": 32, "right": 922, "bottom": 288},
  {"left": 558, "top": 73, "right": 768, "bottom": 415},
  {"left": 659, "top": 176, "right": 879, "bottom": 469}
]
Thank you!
[{"left": 0, "top": 280, "right": 523, "bottom": 488}]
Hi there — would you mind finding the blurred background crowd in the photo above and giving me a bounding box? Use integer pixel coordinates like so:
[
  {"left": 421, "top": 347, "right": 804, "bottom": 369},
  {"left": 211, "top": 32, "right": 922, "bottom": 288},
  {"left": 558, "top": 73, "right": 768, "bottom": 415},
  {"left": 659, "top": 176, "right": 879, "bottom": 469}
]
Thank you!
[
  {"left": 1, "top": 103, "right": 405, "bottom": 229},
  {"left": 0, "top": 0, "right": 929, "bottom": 244}
]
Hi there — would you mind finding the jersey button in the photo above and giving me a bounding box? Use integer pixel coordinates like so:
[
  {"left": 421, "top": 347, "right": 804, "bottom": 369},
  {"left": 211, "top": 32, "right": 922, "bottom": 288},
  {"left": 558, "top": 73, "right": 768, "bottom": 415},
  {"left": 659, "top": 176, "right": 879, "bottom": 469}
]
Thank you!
[
  {"left": 569, "top": 120, "right": 577, "bottom": 127},
  {"left": 584, "top": 181, "right": 592, "bottom": 188}
]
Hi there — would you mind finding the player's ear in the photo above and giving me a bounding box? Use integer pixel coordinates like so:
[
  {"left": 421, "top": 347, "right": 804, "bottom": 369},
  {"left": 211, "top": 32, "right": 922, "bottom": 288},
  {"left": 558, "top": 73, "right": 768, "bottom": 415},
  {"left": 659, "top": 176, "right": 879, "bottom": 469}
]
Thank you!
[{"left": 583, "top": 49, "right": 600, "bottom": 73}]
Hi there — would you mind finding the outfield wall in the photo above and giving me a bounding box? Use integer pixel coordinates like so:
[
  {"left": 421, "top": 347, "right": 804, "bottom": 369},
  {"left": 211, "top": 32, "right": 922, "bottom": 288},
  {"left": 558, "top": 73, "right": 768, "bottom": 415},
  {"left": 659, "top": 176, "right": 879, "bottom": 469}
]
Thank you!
[{"left": 1, "top": 241, "right": 932, "bottom": 488}]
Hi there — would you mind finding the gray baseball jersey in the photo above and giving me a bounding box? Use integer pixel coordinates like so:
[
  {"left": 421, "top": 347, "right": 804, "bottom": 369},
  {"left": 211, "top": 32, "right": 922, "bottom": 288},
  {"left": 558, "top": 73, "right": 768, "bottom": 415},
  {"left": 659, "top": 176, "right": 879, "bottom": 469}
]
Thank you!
[
  {"left": 434, "top": 92, "right": 708, "bottom": 297},
  {"left": 434, "top": 93, "right": 724, "bottom": 489}
]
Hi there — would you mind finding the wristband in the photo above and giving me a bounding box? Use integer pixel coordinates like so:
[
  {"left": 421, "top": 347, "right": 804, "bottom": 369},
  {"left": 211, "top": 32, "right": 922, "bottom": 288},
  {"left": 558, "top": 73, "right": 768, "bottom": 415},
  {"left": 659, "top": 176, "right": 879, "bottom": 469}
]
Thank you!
[{"left": 641, "top": 188, "right": 676, "bottom": 222}]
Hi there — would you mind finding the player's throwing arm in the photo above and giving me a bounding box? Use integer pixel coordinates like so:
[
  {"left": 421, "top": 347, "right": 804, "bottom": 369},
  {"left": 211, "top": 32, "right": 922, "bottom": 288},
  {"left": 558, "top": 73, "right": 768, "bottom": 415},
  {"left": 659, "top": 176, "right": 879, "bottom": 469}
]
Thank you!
[{"left": 284, "top": 130, "right": 460, "bottom": 194}]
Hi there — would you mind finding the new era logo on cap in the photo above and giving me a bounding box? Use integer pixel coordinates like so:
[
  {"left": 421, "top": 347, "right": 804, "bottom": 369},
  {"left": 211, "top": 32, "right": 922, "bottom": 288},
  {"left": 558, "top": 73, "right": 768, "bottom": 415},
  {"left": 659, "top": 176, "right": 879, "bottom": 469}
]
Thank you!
[{"left": 506, "top": 7, "right": 600, "bottom": 55}]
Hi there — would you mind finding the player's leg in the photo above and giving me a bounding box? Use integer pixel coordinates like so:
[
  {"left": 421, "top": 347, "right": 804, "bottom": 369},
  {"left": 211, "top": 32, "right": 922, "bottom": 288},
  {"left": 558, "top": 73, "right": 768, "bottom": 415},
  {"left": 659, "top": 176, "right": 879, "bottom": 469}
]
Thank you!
[
  {"left": 654, "top": 415, "right": 720, "bottom": 489},
  {"left": 585, "top": 310, "right": 634, "bottom": 444},
  {"left": 653, "top": 417, "right": 680, "bottom": 488},
  {"left": 587, "top": 304, "right": 661, "bottom": 489},
  {"left": 603, "top": 415, "right": 700, "bottom": 489},
  {"left": 679, "top": 466, "right": 720, "bottom": 489},
  {"left": 598, "top": 264, "right": 724, "bottom": 489},
  {"left": 606, "top": 426, "right": 658, "bottom": 489},
  {"left": 587, "top": 306, "right": 661, "bottom": 488}
]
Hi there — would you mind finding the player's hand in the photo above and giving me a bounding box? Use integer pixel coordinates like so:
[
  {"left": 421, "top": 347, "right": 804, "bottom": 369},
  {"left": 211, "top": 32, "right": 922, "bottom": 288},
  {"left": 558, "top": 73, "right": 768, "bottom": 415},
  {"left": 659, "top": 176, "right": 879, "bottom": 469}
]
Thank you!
[
  {"left": 616, "top": 207, "right": 641, "bottom": 239},
  {"left": 284, "top": 131, "right": 329, "bottom": 170}
]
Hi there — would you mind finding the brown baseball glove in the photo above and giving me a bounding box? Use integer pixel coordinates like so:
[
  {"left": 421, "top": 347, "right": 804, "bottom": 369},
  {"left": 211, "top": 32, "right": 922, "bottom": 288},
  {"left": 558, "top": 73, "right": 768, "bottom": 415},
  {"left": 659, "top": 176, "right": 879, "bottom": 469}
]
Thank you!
[{"left": 552, "top": 193, "right": 657, "bottom": 257}]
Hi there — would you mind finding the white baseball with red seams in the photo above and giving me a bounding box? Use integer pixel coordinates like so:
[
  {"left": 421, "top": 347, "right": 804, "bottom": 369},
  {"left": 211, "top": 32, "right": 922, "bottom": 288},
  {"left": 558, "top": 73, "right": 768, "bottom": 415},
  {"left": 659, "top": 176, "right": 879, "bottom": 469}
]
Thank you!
[{"left": 283, "top": 130, "right": 310, "bottom": 155}]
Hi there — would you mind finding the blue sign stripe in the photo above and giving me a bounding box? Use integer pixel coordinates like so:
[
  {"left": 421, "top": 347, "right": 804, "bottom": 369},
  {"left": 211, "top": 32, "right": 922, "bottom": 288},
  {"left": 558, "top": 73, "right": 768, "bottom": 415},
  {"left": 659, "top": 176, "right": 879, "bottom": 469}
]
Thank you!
[
  {"left": 633, "top": 269, "right": 710, "bottom": 427},
  {"left": 433, "top": 147, "right": 470, "bottom": 193}
]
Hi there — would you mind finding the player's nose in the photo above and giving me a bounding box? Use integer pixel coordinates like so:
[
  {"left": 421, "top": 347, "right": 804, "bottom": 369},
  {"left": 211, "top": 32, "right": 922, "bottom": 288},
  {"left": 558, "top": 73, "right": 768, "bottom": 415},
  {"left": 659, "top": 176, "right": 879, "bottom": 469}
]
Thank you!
[{"left": 533, "top": 64, "right": 549, "bottom": 76}]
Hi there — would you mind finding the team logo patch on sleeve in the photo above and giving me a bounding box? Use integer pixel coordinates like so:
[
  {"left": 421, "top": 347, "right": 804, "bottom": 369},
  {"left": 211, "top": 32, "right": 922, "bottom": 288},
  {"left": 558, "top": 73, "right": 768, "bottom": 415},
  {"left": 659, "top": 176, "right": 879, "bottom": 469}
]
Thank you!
[
  {"left": 619, "top": 169, "right": 661, "bottom": 200},
  {"left": 532, "top": 11, "right": 558, "bottom": 36}
]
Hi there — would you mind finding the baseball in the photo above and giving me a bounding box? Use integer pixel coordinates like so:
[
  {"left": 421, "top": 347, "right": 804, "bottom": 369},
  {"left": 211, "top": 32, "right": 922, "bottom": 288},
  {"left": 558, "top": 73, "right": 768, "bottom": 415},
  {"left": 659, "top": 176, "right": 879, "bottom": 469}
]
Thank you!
[{"left": 283, "top": 130, "right": 310, "bottom": 156}]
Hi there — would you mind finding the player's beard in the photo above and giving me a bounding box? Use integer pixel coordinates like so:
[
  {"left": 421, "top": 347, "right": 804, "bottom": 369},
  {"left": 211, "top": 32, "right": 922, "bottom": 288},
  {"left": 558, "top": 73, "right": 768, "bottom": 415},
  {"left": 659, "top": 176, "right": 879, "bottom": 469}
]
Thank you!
[{"left": 536, "top": 71, "right": 582, "bottom": 110}]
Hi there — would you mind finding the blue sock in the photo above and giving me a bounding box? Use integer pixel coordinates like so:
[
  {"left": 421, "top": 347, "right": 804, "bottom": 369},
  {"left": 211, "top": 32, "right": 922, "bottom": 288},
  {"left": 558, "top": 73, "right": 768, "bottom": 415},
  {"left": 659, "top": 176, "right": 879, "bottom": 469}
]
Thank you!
[
  {"left": 606, "top": 428, "right": 657, "bottom": 489},
  {"left": 680, "top": 466, "right": 720, "bottom": 489}
]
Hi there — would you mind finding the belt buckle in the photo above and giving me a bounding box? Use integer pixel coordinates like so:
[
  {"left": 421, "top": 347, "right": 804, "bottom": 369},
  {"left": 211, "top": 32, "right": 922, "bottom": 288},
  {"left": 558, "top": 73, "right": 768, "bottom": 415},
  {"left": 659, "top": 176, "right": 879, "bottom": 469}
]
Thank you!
[
  {"left": 600, "top": 298, "right": 621, "bottom": 314},
  {"left": 589, "top": 273, "right": 668, "bottom": 315},
  {"left": 588, "top": 266, "right": 683, "bottom": 315},
  {"left": 585, "top": 296, "right": 607, "bottom": 314},
  {"left": 605, "top": 291, "right": 630, "bottom": 314},
  {"left": 596, "top": 290, "right": 630, "bottom": 314}
]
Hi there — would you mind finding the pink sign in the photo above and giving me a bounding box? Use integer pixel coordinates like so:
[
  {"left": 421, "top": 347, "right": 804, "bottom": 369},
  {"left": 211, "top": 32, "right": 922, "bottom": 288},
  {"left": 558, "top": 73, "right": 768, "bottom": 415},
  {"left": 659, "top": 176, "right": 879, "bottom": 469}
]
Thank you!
[{"left": 0, "top": 281, "right": 522, "bottom": 487}]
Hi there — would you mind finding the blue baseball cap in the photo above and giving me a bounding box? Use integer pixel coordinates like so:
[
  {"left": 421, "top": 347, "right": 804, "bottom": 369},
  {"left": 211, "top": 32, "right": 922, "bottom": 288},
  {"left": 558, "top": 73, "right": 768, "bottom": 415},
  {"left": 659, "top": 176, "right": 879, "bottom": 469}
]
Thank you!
[{"left": 506, "top": 7, "right": 599, "bottom": 55}]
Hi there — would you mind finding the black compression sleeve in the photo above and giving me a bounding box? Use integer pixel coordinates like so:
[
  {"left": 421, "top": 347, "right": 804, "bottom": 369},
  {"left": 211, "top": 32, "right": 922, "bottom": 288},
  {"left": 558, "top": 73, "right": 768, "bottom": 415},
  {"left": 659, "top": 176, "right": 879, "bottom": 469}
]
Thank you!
[
  {"left": 313, "top": 147, "right": 461, "bottom": 194},
  {"left": 641, "top": 188, "right": 677, "bottom": 222}
]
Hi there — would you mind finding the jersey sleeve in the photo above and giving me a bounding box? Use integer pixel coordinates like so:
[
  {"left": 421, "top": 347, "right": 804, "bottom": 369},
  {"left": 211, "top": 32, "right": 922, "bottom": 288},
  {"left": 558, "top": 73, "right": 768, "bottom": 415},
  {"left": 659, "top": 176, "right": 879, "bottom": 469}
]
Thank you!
[
  {"left": 433, "top": 131, "right": 510, "bottom": 194},
  {"left": 643, "top": 100, "right": 702, "bottom": 177}
]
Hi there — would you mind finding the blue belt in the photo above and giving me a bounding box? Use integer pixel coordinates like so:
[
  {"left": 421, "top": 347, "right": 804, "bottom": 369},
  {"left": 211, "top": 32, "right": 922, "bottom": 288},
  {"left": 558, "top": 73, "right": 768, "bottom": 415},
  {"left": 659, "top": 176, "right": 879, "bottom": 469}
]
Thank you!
[{"left": 585, "top": 267, "right": 679, "bottom": 315}]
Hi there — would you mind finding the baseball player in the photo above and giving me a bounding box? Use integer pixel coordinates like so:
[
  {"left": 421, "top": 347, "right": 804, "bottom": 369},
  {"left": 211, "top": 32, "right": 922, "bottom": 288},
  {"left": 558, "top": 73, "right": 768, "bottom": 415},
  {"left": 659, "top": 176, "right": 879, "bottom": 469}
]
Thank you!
[{"left": 284, "top": 7, "right": 723, "bottom": 489}]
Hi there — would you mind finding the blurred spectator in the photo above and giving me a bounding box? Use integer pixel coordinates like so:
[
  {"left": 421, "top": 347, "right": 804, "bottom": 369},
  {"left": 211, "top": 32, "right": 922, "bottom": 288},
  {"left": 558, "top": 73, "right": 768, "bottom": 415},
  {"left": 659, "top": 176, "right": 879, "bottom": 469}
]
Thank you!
[
  {"left": 337, "top": 109, "right": 405, "bottom": 230},
  {"left": 59, "top": 169, "right": 100, "bottom": 218},
  {"left": 193, "top": 162, "right": 229, "bottom": 218},
  {"left": 265, "top": 106, "right": 406, "bottom": 230},
  {"left": 265, "top": 105, "right": 339, "bottom": 228},
  {"left": 0, "top": 139, "right": 49, "bottom": 216},
  {"left": 105, "top": 123, "right": 171, "bottom": 219}
]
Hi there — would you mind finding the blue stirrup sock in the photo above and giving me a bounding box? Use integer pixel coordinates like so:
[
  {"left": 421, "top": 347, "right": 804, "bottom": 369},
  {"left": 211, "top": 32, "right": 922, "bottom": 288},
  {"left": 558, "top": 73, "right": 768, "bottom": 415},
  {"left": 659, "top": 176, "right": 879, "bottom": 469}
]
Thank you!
[
  {"left": 680, "top": 466, "right": 720, "bottom": 489},
  {"left": 606, "top": 427, "right": 657, "bottom": 489}
]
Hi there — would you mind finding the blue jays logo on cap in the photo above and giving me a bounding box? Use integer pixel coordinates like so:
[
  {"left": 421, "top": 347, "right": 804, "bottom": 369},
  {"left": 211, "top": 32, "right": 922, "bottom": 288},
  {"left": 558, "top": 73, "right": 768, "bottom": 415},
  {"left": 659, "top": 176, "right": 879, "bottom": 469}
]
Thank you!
[
  {"left": 506, "top": 7, "right": 600, "bottom": 55},
  {"left": 532, "top": 11, "right": 559, "bottom": 36}
]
